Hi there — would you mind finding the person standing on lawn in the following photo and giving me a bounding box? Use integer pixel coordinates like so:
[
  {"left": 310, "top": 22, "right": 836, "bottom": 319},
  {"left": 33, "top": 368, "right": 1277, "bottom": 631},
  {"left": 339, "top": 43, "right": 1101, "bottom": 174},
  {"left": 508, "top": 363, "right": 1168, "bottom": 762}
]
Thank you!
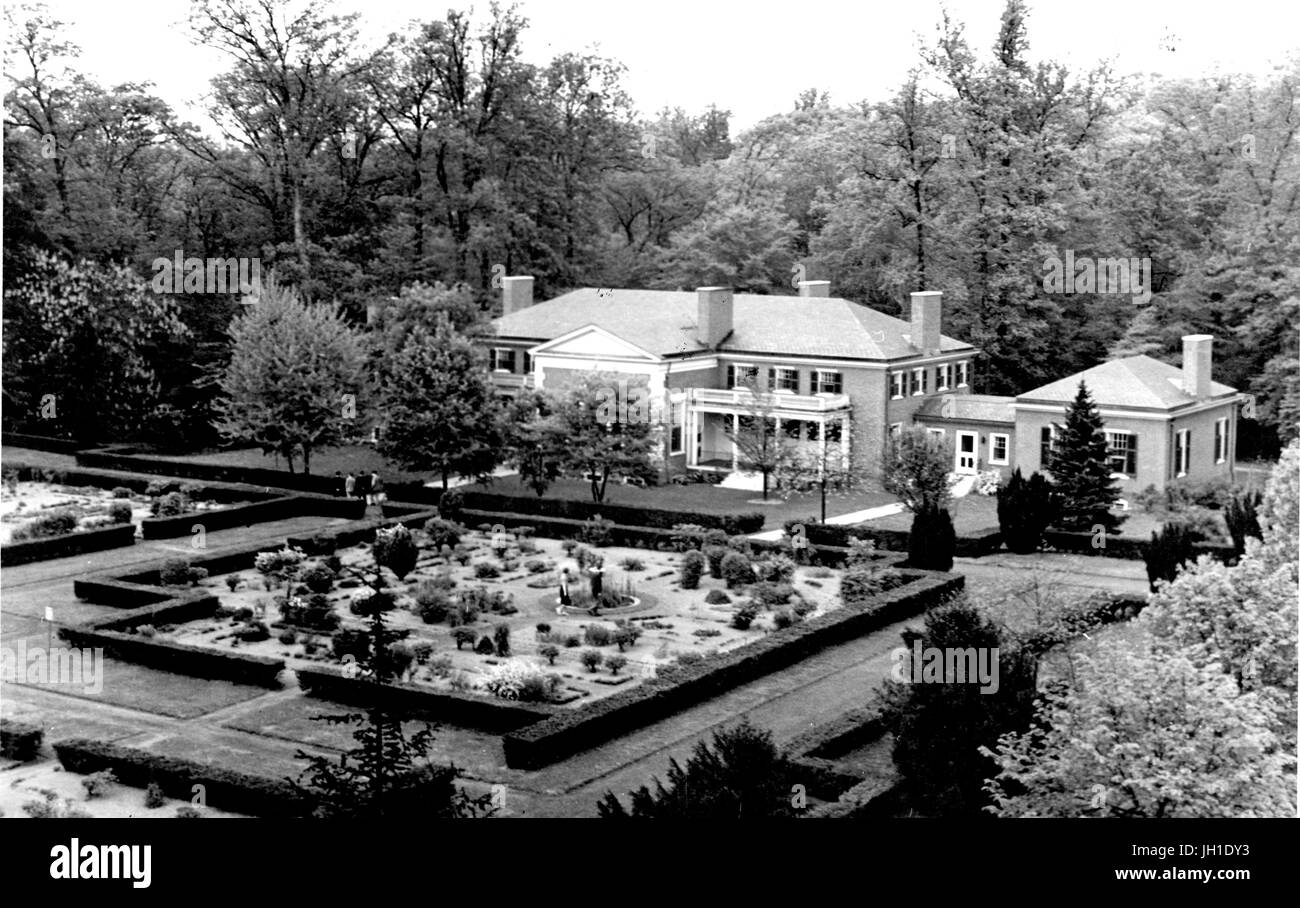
[
  {"left": 355, "top": 470, "right": 371, "bottom": 504},
  {"left": 334, "top": 471, "right": 344, "bottom": 496},
  {"left": 344, "top": 472, "right": 356, "bottom": 499},
  {"left": 369, "top": 471, "right": 383, "bottom": 506}
]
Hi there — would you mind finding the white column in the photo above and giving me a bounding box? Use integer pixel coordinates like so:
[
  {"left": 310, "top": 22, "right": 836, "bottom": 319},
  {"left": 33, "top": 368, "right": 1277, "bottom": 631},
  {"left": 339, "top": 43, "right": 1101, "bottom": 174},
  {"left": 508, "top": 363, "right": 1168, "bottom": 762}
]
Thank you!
[
  {"left": 818, "top": 417, "right": 827, "bottom": 471},
  {"left": 841, "top": 416, "right": 851, "bottom": 470},
  {"left": 732, "top": 413, "right": 740, "bottom": 471}
]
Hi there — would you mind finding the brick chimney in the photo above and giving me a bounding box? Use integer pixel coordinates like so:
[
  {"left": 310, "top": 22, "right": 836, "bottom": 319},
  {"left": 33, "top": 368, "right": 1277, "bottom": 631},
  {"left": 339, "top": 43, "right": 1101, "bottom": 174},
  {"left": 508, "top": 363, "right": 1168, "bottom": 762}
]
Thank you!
[
  {"left": 1182, "top": 334, "right": 1213, "bottom": 398},
  {"left": 696, "top": 287, "right": 733, "bottom": 348},
  {"left": 910, "top": 291, "right": 942, "bottom": 355},
  {"left": 502, "top": 276, "right": 534, "bottom": 317},
  {"left": 798, "top": 280, "right": 831, "bottom": 298}
]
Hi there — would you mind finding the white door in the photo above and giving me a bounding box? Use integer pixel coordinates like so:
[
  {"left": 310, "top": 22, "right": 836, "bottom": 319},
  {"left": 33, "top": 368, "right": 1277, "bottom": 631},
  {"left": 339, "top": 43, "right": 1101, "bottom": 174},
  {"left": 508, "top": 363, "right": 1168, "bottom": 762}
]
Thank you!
[{"left": 956, "top": 431, "right": 978, "bottom": 474}]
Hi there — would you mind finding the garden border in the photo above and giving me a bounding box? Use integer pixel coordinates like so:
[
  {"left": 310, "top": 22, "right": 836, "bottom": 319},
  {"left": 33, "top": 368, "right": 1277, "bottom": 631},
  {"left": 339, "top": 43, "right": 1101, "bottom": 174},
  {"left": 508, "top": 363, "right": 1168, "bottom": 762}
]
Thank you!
[{"left": 1, "top": 523, "right": 137, "bottom": 567}]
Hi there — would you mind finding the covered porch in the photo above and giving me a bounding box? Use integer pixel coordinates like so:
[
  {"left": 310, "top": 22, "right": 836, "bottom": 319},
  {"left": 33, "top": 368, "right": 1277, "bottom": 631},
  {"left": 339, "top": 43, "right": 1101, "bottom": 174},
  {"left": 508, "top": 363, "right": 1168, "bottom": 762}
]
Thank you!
[{"left": 686, "top": 390, "right": 852, "bottom": 475}]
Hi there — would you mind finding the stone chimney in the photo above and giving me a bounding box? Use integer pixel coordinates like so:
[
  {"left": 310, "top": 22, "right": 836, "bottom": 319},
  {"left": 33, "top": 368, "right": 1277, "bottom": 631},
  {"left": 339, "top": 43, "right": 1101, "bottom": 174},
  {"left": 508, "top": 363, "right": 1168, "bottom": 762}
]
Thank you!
[
  {"left": 696, "top": 287, "right": 734, "bottom": 348},
  {"left": 1182, "top": 334, "right": 1213, "bottom": 398},
  {"left": 910, "top": 291, "right": 942, "bottom": 355},
  {"left": 502, "top": 276, "right": 534, "bottom": 317},
  {"left": 798, "top": 280, "right": 831, "bottom": 298}
]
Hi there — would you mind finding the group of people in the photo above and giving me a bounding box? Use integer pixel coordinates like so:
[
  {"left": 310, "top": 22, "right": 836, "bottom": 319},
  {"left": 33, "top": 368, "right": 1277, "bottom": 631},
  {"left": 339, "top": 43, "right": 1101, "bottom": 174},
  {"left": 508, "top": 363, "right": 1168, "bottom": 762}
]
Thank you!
[
  {"left": 557, "top": 563, "right": 603, "bottom": 610},
  {"left": 334, "top": 470, "right": 385, "bottom": 505}
]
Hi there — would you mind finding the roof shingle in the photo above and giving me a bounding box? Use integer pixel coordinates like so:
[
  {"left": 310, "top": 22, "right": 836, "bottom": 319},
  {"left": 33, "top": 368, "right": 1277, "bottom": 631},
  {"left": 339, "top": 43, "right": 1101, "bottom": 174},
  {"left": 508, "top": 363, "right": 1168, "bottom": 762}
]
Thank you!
[{"left": 1017, "top": 356, "right": 1238, "bottom": 410}]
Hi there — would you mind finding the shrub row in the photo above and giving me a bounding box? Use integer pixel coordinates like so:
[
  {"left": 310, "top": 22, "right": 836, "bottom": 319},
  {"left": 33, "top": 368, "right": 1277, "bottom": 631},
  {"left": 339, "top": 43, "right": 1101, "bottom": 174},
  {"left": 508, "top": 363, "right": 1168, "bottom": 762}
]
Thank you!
[
  {"left": 140, "top": 494, "right": 366, "bottom": 539},
  {"left": 287, "top": 507, "right": 441, "bottom": 554},
  {"left": 76, "top": 447, "right": 345, "bottom": 495},
  {"left": 295, "top": 669, "right": 558, "bottom": 734},
  {"left": 786, "top": 706, "right": 889, "bottom": 763},
  {"left": 1, "top": 718, "right": 44, "bottom": 761},
  {"left": 459, "top": 509, "right": 680, "bottom": 549},
  {"left": 803, "top": 778, "right": 904, "bottom": 819},
  {"left": 59, "top": 626, "right": 285, "bottom": 687},
  {"left": 1, "top": 431, "right": 81, "bottom": 453},
  {"left": 503, "top": 570, "right": 964, "bottom": 769},
  {"left": 0, "top": 523, "right": 136, "bottom": 567},
  {"left": 458, "top": 491, "right": 765, "bottom": 534},
  {"left": 784, "top": 519, "right": 1002, "bottom": 559},
  {"left": 1042, "top": 529, "right": 1235, "bottom": 563},
  {"left": 86, "top": 595, "right": 221, "bottom": 632},
  {"left": 53, "top": 738, "right": 309, "bottom": 817},
  {"left": 1019, "top": 594, "right": 1149, "bottom": 656}
]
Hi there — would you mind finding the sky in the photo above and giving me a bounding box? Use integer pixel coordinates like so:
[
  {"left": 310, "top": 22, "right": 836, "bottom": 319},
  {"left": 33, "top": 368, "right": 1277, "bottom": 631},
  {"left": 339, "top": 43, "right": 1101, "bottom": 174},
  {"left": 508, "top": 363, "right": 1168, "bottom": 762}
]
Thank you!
[{"left": 9, "top": 0, "right": 1299, "bottom": 131}]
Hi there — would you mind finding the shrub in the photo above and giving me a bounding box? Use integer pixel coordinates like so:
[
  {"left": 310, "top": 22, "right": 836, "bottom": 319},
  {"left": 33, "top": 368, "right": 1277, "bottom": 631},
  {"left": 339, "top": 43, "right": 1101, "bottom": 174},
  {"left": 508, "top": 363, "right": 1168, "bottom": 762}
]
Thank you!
[
  {"left": 235, "top": 622, "right": 270, "bottom": 642},
  {"left": 1224, "top": 489, "right": 1264, "bottom": 556},
  {"left": 11, "top": 509, "right": 78, "bottom": 541},
  {"left": 428, "top": 654, "right": 454, "bottom": 678},
  {"left": 516, "top": 538, "right": 538, "bottom": 554},
  {"left": 749, "top": 582, "right": 794, "bottom": 606},
  {"left": 693, "top": 628, "right": 721, "bottom": 638},
  {"left": 411, "top": 641, "right": 435, "bottom": 665},
  {"left": 233, "top": 606, "right": 255, "bottom": 622},
  {"left": 331, "top": 628, "right": 370, "bottom": 663},
  {"left": 791, "top": 599, "right": 816, "bottom": 618},
  {"left": 474, "top": 561, "right": 501, "bottom": 579},
  {"left": 772, "top": 608, "right": 798, "bottom": 629},
  {"left": 483, "top": 661, "right": 562, "bottom": 702},
  {"left": 1, "top": 720, "right": 43, "bottom": 761},
  {"left": 670, "top": 524, "right": 709, "bottom": 552},
  {"left": 145, "top": 782, "right": 167, "bottom": 809},
  {"left": 561, "top": 539, "right": 578, "bottom": 555},
  {"left": 137, "top": 624, "right": 156, "bottom": 638},
  {"left": 997, "top": 469, "right": 1057, "bottom": 554},
  {"left": 676, "top": 651, "right": 705, "bottom": 666},
  {"left": 703, "top": 545, "right": 728, "bottom": 578},
  {"left": 536, "top": 622, "right": 552, "bottom": 635},
  {"left": 613, "top": 622, "right": 642, "bottom": 651},
  {"left": 283, "top": 593, "right": 339, "bottom": 631},
  {"left": 159, "top": 558, "right": 206, "bottom": 587},
  {"left": 474, "top": 636, "right": 496, "bottom": 655},
  {"left": 844, "top": 538, "right": 878, "bottom": 569},
  {"left": 279, "top": 629, "right": 298, "bottom": 645},
  {"left": 907, "top": 506, "right": 955, "bottom": 572},
  {"left": 539, "top": 644, "right": 560, "bottom": 665},
  {"left": 176, "top": 806, "right": 203, "bottom": 818},
  {"left": 151, "top": 491, "right": 191, "bottom": 517},
  {"left": 704, "top": 589, "right": 731, "bottom": 604},
  {"left": 1167, "top": 475, "right": 1236, "bottom": 510},
  {"left": 111, "top": 486, "right": 133, "bottom": 499},
  {"left": 840, "top": 566, "right": 885, "bottom": 604},
  {"left": 224, "top": 574, "right": 242, "bottom": 592},
  {"left": 81, "top": 769, "right": 117, "bottom": 799},
  {"left": 564, "top": 635, "right": 581, "bottom": 648},
  {"left": 254, "top": 546, "right": 307, "bottom": 580},
  {"left": 105, "top": 502, "right": 133, "bottom": 525},
  {"left": 580, "top": 649, "right": 605, "bottom": 672},
  {"left": 731, "top": 604, "right": 759, "bottom": 630},
  {"left": 299, "top": 563, "right": 336, "bottom": 594},
  {"left": 721, "top": 551, "right": 756, "bottom": 589},
  {"left": 679, "top": 550, "right": 705, "bottom": 589},
  {"left": 606, "top": 654, "right": 628, "bottom": 675},
  {"left": 501, "top": 558, "right": 520, "bottom": 572},
  {"left": 1167, "top": 507, "right": 1228, "bottom": 545},
  {"left": 417, "top": 591, "right": 450, "bottom": 624},
  {"left": 578, "top": 516, "right": 615, "bottom": 547},
  {"left": 619, "top": 557, "right": 646, "bottom": 571},
  {"left": 350, "top": 591, "right": 394, "bottom": 617},
  {"left": 1143, "top": 524, "right": 1195, "bottom": 591},
  {"left": 584, "top": 624, "right": 614, "bottom": 647},
  {"left": 494, "top": 624, "right": 511, "bottom": 657},
  {"left": 753, "top": 555, "right": 796, "bottom": 583},
  {"left": 437, "top": 488, "right": 465, "bottom": 520},
  {"left": 386, "top": 642, "right": 417, "bottom": 680},
  {"left": 423, "top": 517, "right": 464, "bottom": 552},
  {"left": 525, "top": 558, "right": 549, "bottom": 574},
  {"left": 374, "top": 525, "right": 419, "bottom": 580},
  {"left": 452, "top": 627, "right": 477, "bottom": 650}
]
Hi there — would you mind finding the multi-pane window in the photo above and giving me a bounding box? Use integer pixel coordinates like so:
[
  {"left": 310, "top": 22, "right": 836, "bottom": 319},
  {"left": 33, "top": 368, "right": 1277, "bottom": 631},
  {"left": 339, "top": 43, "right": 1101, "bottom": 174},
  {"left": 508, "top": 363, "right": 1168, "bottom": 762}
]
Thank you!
[
  {"left": 814, "top": 370, "right": 843, "bottom": 394},
  {"left": 956, "top": 360, "right": 970, "bottom": 387},
  {"left": 1040, "top": 425, "right": 1056, "bottom": 468},
  {"left": 911, "top": 367, "right": 927, "bottom": 396},
  {"left": 491, "top": 348, "right": 517, "bottom": 372},
  {"left": 1106, "top": 431, "right": 1138, "bottom": 477},
  {"left": 937, "top": 363, "right": 953, "bottom": 391},
  {"left": 805, "top": 422, "right": 820, "bottom": 442},
  {"left": 1214, "top": 418, "right": 1228, "bottom": 463},
  {"left": 890, "top": 371, "right": 906, "bottom": 399},
  {"left": 824, "top": 421, "right": 843, "bottom": 444},
  {"left": 990, "top": 433, "right": 1010, "bottom": 465},
  {"left": 1174, "top": 429, "right": 1191, "bottom": 477},
  {"left": 926, "top": 428, "right": 945, "bottom": 443},
  {"left": 727, "top": 364, "right": 759, "bottom": 389},
  {"left": 770, "top": 367, "right": 799, "bottom": 393},
  {"left": 783, "top": 420, "right": 805, "bottom": 440},
  {"left": 670, "top": 402, "right": 685, "bottom": 454}
]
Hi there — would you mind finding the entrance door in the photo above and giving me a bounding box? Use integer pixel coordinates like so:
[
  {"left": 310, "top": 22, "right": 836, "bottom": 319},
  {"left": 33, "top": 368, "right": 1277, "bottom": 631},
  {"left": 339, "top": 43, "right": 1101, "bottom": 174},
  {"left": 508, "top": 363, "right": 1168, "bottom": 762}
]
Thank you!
[{"left": 956, "top": 431, "right": 978, "bottom": 474}]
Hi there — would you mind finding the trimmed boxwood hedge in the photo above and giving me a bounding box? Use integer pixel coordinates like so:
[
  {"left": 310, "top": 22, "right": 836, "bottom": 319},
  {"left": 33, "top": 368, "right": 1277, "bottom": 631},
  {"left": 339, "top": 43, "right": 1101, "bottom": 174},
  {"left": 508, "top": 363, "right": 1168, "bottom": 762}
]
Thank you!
[
  {"left": 1, "top": 431, "right": 81, "bottom": 453},
  {"left": 502, "top": 570, "right": 964, "bottom": 769},
  {"left": 296, "top": 668, "right": 558, "bottom": 733},
  {"left": 76, "top": 447, "right": 344, "bottom": 495},
  {"left": 1, "top": 718, "right": 44, "bottom": 760},
  {"left": 782, "top": 519, "right": 1003, "bottom": 560},
  {"left": 459, "top": 491, "right": 764, "bottom": 534},
  {"left": 59, "top": 626, "right": 285, "bottom": 686},
  {"left": 140, "top": 494, "right": 366, "bottom": 539},
  {"left": 1042, "top": 529, "right": 1235, "bottom": 563},
  {"left": 53, "top": 738, "right": 309, "bottom": 817},
  {"left": 0, "top": 522, "right": 137, "bottom": 567}
]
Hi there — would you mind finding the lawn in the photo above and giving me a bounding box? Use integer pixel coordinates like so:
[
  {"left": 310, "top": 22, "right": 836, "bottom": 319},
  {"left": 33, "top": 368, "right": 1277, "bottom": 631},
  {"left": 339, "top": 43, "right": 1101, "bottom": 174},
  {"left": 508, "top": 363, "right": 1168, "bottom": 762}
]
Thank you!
[
  {"left": 0, "top": 480, "right": 152, "bottom": 545},
  {"left": 854, "top": 492, "right": 1000, "bottom": 533},
  {"left": 148, "top": 443, "right": 430, "bottom": 485},
  {"left": 462, "top": 476, "right": 898, "bottom": 530}
]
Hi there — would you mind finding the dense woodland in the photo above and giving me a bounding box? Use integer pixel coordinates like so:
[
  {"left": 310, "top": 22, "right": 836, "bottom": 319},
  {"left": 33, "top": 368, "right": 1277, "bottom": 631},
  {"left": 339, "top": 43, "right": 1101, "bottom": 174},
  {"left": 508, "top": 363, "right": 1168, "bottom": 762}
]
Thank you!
[{"left": 3, "top": 0, "right": 1297, "bottom": 457}]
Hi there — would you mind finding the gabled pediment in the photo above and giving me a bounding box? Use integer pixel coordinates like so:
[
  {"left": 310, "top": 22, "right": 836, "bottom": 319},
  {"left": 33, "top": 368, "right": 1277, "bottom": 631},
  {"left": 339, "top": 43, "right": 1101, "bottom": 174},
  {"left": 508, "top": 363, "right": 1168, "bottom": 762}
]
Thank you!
[{"left": 531, "top": 324, "right": 661, "bottom": 363}]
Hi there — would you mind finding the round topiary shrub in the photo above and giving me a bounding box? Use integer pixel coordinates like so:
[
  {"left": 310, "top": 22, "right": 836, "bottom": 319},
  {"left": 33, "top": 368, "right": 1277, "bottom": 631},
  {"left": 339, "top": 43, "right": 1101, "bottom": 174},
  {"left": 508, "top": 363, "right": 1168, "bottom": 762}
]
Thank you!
[
  {"left": 107, "top": 502, "right": 133, "bottom": 524},
  {"left": 721, "top": 552, "right": 756, "bottom": 589},
  {"left": 679, "top": 550, "right": 705, "bottom": 589},
  {"left": 704, "top": 589, "right": 731, "bottom": 604},
  {"left": 299, "top": 563, "right": 336, "bottom": 594}
]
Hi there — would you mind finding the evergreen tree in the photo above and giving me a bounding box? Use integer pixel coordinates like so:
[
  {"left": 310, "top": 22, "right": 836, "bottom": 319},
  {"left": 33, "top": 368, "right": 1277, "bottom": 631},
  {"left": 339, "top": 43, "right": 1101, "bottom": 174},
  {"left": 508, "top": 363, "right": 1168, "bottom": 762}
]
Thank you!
[
  {"left": 996, "top": 469, "right": 1057, "bottom": 553},
  {"left": 376, "top": 316, "right": 503, "bottom": 489},
  {"left": 596, "top": 719, "right": 799, "bottom": 818},
  {"left": 908, "top": 505, "right": 956, "bottom": 571},
  {"left": 1048, "top": 381, "right": 1123, "bottom": 531}
]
